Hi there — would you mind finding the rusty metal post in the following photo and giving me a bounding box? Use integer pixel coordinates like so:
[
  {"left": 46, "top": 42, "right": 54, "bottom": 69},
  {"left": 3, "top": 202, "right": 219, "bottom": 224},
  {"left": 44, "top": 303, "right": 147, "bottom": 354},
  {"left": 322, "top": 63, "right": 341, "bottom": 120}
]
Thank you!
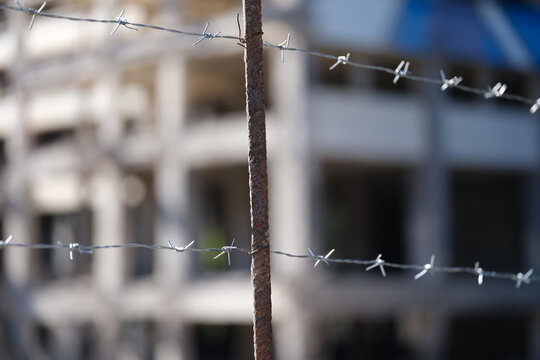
[{"left": 242, "top": 0, "right": 273, "bottom": 359}]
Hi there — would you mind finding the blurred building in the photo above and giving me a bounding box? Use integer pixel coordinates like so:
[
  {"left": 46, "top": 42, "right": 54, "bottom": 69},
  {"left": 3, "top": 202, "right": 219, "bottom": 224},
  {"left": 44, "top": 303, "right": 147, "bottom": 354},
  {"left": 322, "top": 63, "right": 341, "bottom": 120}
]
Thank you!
[{"left": 0, "top": 0, "right": 540, "bottom": 359}]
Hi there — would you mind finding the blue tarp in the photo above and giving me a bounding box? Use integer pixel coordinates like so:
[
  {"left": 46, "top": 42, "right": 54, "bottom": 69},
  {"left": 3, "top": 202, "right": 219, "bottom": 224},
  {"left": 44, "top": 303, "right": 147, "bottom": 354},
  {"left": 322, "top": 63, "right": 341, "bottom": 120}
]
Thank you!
[
  {"left": 503, "top": 3, "right": 540, "bottom": 68},
  {"left": 393, "top": 0, "right": 509, "bottom": 67}
]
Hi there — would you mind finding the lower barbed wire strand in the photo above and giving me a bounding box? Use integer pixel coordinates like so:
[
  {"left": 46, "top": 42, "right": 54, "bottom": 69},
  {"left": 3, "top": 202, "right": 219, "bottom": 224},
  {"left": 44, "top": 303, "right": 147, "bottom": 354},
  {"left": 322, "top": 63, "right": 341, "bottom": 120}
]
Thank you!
[{"left": 1, "top": 241, "right": 538, "bottom": 283}]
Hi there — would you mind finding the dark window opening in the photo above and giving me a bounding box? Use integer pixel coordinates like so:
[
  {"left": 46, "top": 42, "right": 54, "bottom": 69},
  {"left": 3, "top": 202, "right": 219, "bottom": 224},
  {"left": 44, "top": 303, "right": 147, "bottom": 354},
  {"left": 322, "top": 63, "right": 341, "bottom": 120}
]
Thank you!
[
  {"left": 191, "top": 166, "right": 251, "bottom": 273},
  {"left": 491, "top": 70, "right": 530, "bottom": 108},
  {"left": 322, "top": 164, "right": 407, "bottom": 273},
  {"left": 187, "top": 54, "right": 246, "bottom": 120},
  {"left": 444, "top": 64, "right": 481, "bottom": 102},
  {"left": 33, "top": 128, "right": 75, "bottom": 148},
  {"left": 121, "top": 66, "right": 156, "bottom": 135},
  {"left": 36, "top": 324, "right": 53, "bottom": 357},
  {"left": 123, "top": 170, "right": 155, "bottom": 278},
  {"left": 38, "top": 209, "right": 93, "bottom": 279},
  {"left": 451, "top": 171, "right": 524, "bottom": 272},
  {"left": 193, "top": 324, "right": 253, "bottom": 360},
  {"left": 324, "top": 319, "right": 414, "bottom": 360},
  {"left": 0, "top": 10, "right": 6, "bottom": 31},
  {"left": 120, "top": 320, "right": 155, "bottom": 360},
  {"left": 0, "top": 219, "right": 3, "bottom": 277},
  {"left": 0, "top": 71, "right": 8, "bottom": 94},
  {"left": 79, "top": 324, "right": 96, "bottom": 360},
  {"left": 447, "top": 314, "right": 530, "bottom": 360}
]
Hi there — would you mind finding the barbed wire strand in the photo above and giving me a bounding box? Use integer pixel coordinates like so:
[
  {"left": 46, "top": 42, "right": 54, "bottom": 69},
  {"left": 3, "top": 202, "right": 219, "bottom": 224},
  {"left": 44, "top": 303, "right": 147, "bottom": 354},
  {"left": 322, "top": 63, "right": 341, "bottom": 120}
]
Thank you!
[
  {"left": 1, "top": 237, "right": 537, "bottom": 287},
  {"left": 0, "top": 3, "right": 539, "bottom": 111},
  {"left": 0, "top": 5, "right": 538, "bottom": 288}
]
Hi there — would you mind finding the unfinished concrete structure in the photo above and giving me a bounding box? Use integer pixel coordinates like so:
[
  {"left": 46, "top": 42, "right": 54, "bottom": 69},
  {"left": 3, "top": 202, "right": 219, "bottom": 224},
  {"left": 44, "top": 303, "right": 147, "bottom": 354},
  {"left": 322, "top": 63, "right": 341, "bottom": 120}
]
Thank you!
[{"left": 0, "top": 0, "right": 540, "bottom": 359}]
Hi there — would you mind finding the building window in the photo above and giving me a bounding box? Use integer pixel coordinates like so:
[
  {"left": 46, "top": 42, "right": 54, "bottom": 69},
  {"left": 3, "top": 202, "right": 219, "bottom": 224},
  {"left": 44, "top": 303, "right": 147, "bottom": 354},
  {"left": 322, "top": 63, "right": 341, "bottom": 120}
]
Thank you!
[
  {"left": 447, "top": 314, "right": 530, "bottom": 360},
  {"left": 38, "top": 208, "right": 93, "bottom": 279},
  {"left": 190, "top": 166, "right": 251, "bottom": 273},
  {"left": 322, "top": 164, "right": 407, "bottom": 273},
  {"left": 0, "top": 71, "right": 8, "bottom": 95},
  {"left": 186, "top": 54, "right": 246, "bottom": 121},
  {"left": 324, "top": 319, "right": 414, "bottom": 360},
  {"left": 193, "top": 324, "right": 253, "bottom": 360},
  {"left": 0, "top": 218, "right": 3, "bottom": 278},
  {"left": 120, "top": 66, "right": 156, "bottom": 135},
  {"left": 35, "top": 324, "right": 54, "bottom": 357},
  {"left": 451, "top": 171, "right": 524, "bottom": 271},
  {"left": 33, "top": 128, "right": 76, "bottom": 148},
  {"left": 0, "top": 9, "right": 6, "bottom": 32},
  {"left": 443, "top": 64, "right": 481, "bottom": 102},
  {"left": 491, "top": 70, "right": 531, "bottom": 108},
  {"left": 34, "top": 323, "right": 98, "bottom": 360},
  {"left": 123, "top": 170, "right": 155, "bottom": 278},
  {"left": 119, "top": 320, "right": 155, "bottom": 360}
]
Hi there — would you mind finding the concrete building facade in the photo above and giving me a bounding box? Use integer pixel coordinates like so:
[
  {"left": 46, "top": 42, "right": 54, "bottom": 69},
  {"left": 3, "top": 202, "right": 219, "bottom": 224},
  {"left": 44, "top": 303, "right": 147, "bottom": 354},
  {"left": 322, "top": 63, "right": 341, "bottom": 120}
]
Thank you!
[{"left": 0, "top": 0, "right": 540, "bottom": 359}]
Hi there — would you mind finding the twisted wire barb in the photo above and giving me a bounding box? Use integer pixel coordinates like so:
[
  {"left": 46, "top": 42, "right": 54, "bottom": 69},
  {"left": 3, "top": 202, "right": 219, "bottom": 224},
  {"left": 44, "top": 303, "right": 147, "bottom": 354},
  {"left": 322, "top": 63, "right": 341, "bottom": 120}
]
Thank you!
[
  {"left": 0, "top": 4, "right": 538, "bottom": 110},
  {"left": 1, "top": 239, "right": 538, "bottom": 286}
]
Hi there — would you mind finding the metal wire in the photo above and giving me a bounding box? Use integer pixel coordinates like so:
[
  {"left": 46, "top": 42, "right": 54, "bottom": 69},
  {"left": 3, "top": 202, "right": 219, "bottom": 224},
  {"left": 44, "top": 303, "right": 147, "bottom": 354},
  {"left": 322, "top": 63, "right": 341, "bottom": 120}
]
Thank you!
[
  {"left": 1, "top": 3, "right": 539, "bottom": 111},
  {"left": 1, "top": 238, "right": 537, "bottom": 287},
  {"left": 0, "top": 4, "right": 538, "bottom": 288}
]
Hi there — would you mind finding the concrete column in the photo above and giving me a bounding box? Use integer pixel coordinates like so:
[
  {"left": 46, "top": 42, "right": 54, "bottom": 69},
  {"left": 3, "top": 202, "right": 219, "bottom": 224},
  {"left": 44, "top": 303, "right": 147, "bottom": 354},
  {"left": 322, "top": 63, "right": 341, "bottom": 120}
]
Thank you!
[
  {"left": 91, "top": 72, "right": 125, "bottom": 291},
  {"left": 52, "top": 324, "right": 79, "bottom": 360},
  {"left": 154, "top": 56, "right": 191, "bottom": 284},
  {"left": 268, "top": 29, "right": 313, "bottom": 277},
  {"left": 4, "top": 16, "right": 35, "bottom": 359},
  {"left": 274, "top": 298, "right": 318, "bottom": 360},
  {"left": 406, "top": 82, "right": 450, "bottom": 267},
  {"left": 155, "top": 323, "right": 193, "bottom": 360}
]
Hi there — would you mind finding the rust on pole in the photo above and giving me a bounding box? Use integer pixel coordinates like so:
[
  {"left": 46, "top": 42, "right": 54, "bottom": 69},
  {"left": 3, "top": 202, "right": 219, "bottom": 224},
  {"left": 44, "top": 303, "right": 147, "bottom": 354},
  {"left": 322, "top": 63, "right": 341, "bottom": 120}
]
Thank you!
[{"left": 242, "top": 0, "right": 273, "bottom": 359}]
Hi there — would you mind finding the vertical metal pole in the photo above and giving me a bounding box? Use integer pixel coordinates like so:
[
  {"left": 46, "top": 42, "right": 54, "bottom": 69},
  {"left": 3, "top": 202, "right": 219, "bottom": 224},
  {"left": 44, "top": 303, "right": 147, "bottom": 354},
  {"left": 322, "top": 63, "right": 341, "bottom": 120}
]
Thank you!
[{"left": 242, "top": 0, "right": 273, "bottom": 359}]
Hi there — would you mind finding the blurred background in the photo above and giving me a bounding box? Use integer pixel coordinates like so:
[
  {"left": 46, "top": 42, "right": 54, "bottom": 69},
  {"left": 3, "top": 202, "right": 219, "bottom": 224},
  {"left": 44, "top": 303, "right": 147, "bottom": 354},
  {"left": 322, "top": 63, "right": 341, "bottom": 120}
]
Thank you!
[{"left": 1, "top": 0, "right": 540, "bottom": 359}]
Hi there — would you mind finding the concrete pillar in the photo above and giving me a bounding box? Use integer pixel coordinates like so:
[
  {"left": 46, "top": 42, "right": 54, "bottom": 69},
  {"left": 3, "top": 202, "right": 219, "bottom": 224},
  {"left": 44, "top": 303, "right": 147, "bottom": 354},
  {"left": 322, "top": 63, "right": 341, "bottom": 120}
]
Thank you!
[
  {"left": 91, "top": 73, "right": 125, "bottom": 290},
  {"left": 154, "top": 56, "right": 191, "bottom": 284},
  {"left": 268, "top": 29, "right": 313, "bottom": 277},
  {"left": 406, "top": 81, "right": 450, "bottom": 267},
  {"left": 155, "top": 323, "right": 193, "bottom": 360}
]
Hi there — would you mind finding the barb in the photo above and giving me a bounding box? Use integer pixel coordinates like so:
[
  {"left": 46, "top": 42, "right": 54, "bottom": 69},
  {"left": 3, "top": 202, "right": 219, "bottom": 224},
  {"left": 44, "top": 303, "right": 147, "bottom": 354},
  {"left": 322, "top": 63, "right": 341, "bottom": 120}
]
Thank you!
[
  {"left": 474, "top": 261, "right": 484, "bottom": 285},
  {"left": 0, "top": 234, "right": 13, "bottom": 248},
  {"left": 278, "top": 33, "right": 291, "bottom": 63},
  {"left": 329, "top": 53, "right": 350, "bottom": 71},
  {"left": 0, "top": 240, "right": 538, "bottom": 287},
  {"left": 531, "top": 99, "right": 540, "bottom": 114},
  {"left": 414, "top": 255, "right": 435, "bottom": 280},
  {"left": 27, "top": 0, "right": 47, "bottom": 30},
  {"left": 168, "top": 239, "right": 195, "bottom": 252},
  {"left": 57, "top": 241, "right": 93, "bottom": 261},
  {"left": 365, "top": 254, "right": 386, "bottom": 277},
  {"left": 307, "top": 247, "right": 335, "bottom": 267},
  {"left": 213, "top": 239, "right": 237, "bottom": 266},
  {"left": 440, "top": 70, "right": 463, "bottom": 91},
  {"left": 110, "top": 10, "right": 138, "bottom": 35},
  {"left": 485, "top": 82, "right": 507, "bottom": 99},
  {"left": 393, "top": 60, "right": 410, "bottom": 84},
  {"left": 515, "top": 269, "right": 533, "bottom": 289},
  {"left": 0, "top": 4, "right": 539, "bottom": 112},
  {"left": 193, "top": 23, "right": 221, "bottom": 46}
]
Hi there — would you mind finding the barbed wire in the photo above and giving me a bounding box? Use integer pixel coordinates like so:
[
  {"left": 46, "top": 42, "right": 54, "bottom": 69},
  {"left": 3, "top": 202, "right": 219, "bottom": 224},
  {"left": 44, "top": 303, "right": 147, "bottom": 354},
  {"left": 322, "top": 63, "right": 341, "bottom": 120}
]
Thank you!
[
  {"left": 0, "top": 235, "right": 537, "bottom": 288},
  {"left": 1, "top": 2, "right": 539, "bottom": 113}
]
